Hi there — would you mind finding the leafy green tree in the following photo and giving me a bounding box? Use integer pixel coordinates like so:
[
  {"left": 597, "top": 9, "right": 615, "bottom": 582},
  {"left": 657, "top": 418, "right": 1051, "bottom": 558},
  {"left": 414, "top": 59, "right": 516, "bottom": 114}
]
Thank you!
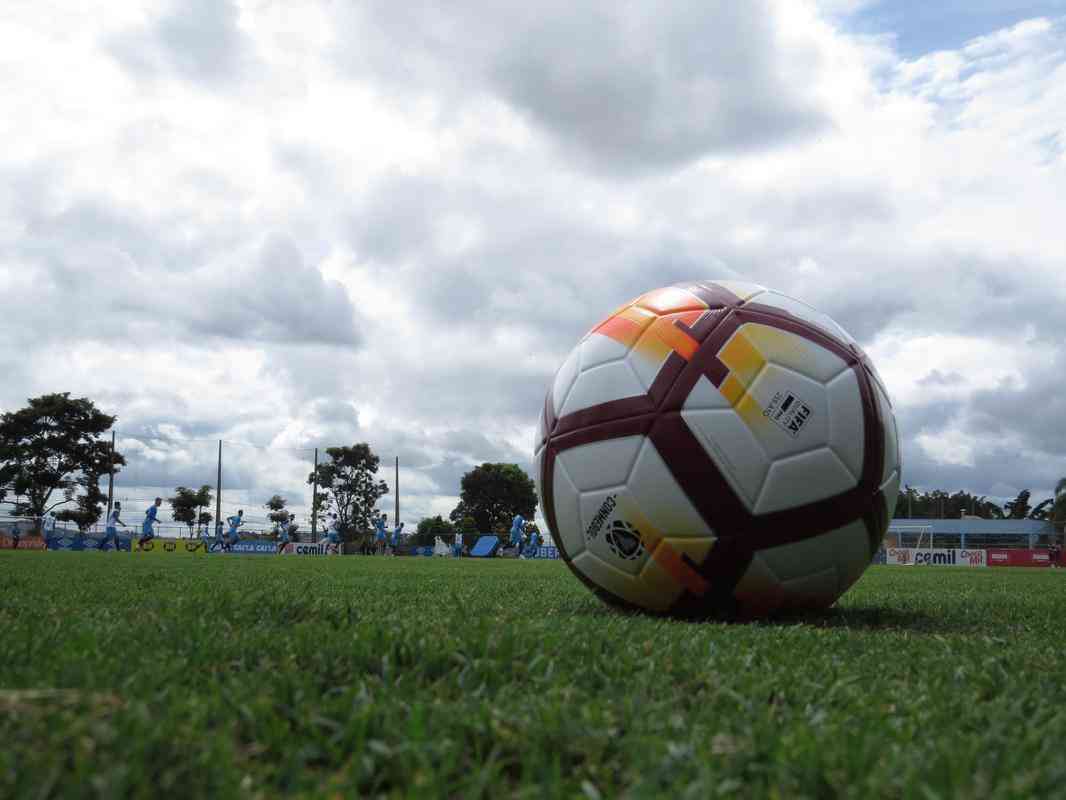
[
  {"left": 307, "top": 444, "right": 389, "bottom": 537},
  {"left": 1004, "top": 489, "right": 1032, "bottom": 520},
  {"left": 414, "top": 515, "right": 455, "bottom": 546},
  {"left": 169, "top": 487, "right": 200, "bottom": 536},
  {"left": 0, "top": 393, "right": 124, "bottom": 531},
  {"left": 449, "top": 463, "right": 536, "bottom": 534},
  {"left": 1029, "top": 498, "right": 1054, "bottom": 520},
  {"left": 893, "top": 486, "right": 1003, "bottom": 519},
  {"left": 1052, "top": 478, "right": 1066, "bottom": 535},
  {"left": 265, "top": 494, "right": 289, "bottom": 531}
]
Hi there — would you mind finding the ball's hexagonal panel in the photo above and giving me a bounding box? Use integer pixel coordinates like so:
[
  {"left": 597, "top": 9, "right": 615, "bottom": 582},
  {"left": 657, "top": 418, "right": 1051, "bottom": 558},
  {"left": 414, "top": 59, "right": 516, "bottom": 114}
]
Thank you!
[
  {"left": 572, "top": 550, "right": 656, "bottom": 609},
  {"left": 558, "top": 359, "right": 645, "bottom": 418},
  {"left": 744, "top": 363, "right": 830, "bottom": 462},
  {"left": 710, "top": 280, "right": 767, "bottom": 301},
  {"left": 727, "top": 322, "right": 849, "bottom": 384},
  {"left": 681, "top": 408, "right": 769, "bottom": 512},
  {"left": 551, "top": 345, "right": 582, "bottom": 417},
  {"left": 633, "top": 285, "right": 707, "bottom": 315},
  {"left": 550, "top": 458, "right": 584, "bottom": 558},
  {"left": 626, "top": 439, "right": 716, "bottom": 539},
  {"left": 873, "top": 381, "right": 900, "bottom": 485},
  {"left": 826, "top": 369, "right": 865, "bottom": 483},
  {"left": 749, "top": 291, "right": 856, "bottom": 347},
  {"left": 579, "top": 488, "right": 650, "bottom": 576},
  {"left": 754, "top": 447, "right": 856, "bottom": 515},
  {"left": 626, "top": 310, "right": 707, "bottom": 392},
  {"left": 579, "top": 328, "right": 630, "bottom": 372},
  {"left": 556, "top": 436, "right": 644, "bottom": 493}
]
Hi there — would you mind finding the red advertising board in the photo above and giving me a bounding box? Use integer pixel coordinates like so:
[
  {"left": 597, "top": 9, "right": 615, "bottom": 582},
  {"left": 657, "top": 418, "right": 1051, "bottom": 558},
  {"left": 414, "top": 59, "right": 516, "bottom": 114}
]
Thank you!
[
  {"left": 0, "top": 536, "right": 47, "bottom": 550},
  {"left": 986, "top": 548, "right": 1053, "bottom": 567}
]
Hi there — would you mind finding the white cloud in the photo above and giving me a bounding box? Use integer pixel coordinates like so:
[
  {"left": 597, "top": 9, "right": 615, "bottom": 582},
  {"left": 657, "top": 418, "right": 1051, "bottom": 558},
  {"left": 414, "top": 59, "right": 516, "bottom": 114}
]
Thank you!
[{"left": 2, "top": 1, "right": 1066, "bottom": 527}]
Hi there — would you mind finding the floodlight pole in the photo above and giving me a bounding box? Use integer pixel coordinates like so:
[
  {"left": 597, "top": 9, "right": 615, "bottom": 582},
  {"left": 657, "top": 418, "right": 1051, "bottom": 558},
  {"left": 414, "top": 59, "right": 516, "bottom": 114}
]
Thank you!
[
  {"left": 215, "top": 440, "right": 222, "bottom": 538},
  {"left": 311, "top": 448, "right": 319, "bottom": 544},
  {"left": 395, "top": 456, "right": 399, "bottom": 529}
]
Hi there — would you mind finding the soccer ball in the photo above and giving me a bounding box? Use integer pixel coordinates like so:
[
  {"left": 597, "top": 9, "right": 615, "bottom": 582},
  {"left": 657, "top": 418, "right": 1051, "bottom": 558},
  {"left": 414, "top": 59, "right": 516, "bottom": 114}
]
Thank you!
[{"left": 533, "top": 280, "right": 900, "bottom": 619}]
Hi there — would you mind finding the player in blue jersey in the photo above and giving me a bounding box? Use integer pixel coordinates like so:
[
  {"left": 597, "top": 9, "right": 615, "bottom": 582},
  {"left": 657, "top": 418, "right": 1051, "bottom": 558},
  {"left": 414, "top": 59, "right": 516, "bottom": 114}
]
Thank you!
[
  {"left": 388, "top": 521, "right": 404, "bottom": 555},
  {"left": 509, "top": 514, "right": 525, "bottom": 556},
  {"left": 277, "top": 514, "right": 293, "bottom": 554},
  {"left": 224, "top": 510, "right": 244, "bottom": 551},
  {"left": 138, "top": 498, "right": 163, "bottom": 549},
  {"left": 324, "top": 514, "right": 342, "bottom": 554},
  {"left": 374, "top": 514, "right": 388, "bottom": 555},
  {"left": 523, "top": 526, "right": 541, "bottom": 558},
  {"left": 103, "top": 502, "right": 128, "bottom": 551}
]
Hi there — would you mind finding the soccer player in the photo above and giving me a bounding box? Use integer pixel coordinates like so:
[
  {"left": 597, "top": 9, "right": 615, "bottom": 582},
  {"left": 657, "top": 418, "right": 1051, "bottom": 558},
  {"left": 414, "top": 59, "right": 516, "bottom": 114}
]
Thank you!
[
  {"left": 524, "top": 526, "right": 541, "bottom": 558},
  {"left": 389, "top": 521, "right": 404, "bottom": 555},
  {"left": 509, "top": 514, "right": 525, "bottom": 557},
  {"left": 42, "top": 511, "right": 57, "bottom": 540},
  {"left": 10, "top": 519, "right": 21, "bottom": 549},
  {"left": 224, "top": 510, "right": 244, "bottom": 550},
  {"left": 277, "top": 514, "right": 293, "bottom": 554},
  {"left": 138, "top": 498, "right": 162, "bottom": 549},
  {"left": 374, "top": 514, "right": 388, "bottom": 555},
  {"left": 325, "top": 514, "right": 342, "bottom": 555},
  {"left": 104, "top": 502, "right": 128, "bottom": 551}
]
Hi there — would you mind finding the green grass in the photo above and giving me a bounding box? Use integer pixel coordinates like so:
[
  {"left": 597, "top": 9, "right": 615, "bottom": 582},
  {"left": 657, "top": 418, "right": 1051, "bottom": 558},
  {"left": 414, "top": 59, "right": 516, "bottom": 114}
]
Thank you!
[{"left": 1, "top": 553, "right": 1064, "bottom": 799}]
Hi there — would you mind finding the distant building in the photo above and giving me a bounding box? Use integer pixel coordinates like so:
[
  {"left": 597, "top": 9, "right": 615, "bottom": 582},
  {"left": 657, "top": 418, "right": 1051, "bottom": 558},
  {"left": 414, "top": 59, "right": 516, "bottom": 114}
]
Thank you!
[{"left": 886, "top": 518, "right": 1053, "bottom": 549}]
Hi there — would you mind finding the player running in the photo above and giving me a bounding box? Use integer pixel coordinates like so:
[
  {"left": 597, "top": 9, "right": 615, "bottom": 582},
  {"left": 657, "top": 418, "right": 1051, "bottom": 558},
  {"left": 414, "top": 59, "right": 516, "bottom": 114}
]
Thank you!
[
  {"left": 277, "top": 514, "right": 293, "bottom": 554},
  {"left": 509, "top": 514, "right": 525, "bottom": 557},
  {"left": 388, "top": 521, "right": 404, "bottom": 555},
  {"left": 138, "top": 498, "right": 162, "bottom": 549},
  {"left": 103, "top": 502, "right": 128, "bottom": 551},
  {"left": 374, "top": 514, "right": 388, "bottom": 555},
  {"left": 224, "top": 510, "right": 244, "bottom": 551},
  {"left": 325, "top": 514, "right": 342, "bottom": 555}
]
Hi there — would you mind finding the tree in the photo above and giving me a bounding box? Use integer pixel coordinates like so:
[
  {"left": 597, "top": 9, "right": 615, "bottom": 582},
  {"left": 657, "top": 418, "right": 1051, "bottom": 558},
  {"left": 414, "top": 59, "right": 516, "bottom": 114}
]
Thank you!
[
  {"left": 1029, "top": 498, "right": 1054, "bottom": 520},
  {"left": 1003, "top": 489, "right": 1032, "bottom": 520},
  {"left": 169, "top": 487, "right": 201, "bottom": 536},
  {"left": 449, "top": 463, "right": 536, "bottom": 534},
  {"left": 265, "top": 494, "right": 289, "bottom": 531},
  {"left": 414, "top": 515, "right": 455, "bottom": 546},
  {"left": 307, "top": 444, "right": 389, "bottom": 537},
  {"left": 0, "top": 393, "right": 124, "bottom": 530},
  {"left": 892, "top": 486, "right": 1003, "bottom": 519},
  {"left": 1052, "top": 478, "right": 1066, "bottom": 535}
]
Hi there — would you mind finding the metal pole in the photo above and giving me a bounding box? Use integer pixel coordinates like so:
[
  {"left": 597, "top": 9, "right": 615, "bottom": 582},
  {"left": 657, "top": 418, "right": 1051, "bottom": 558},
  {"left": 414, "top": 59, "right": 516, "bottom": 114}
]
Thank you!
[
  {"left": 215, "top": 440, "right": 222, "bottom": 539},
  {"left": 311, "top": 448, "right": 319, "bottom": 544},
  {"left": 106, "top": 430, "right": 115, "bottom": 516},
  {"left": 394, "top": 456, "right": 399, "bottom": 529}
]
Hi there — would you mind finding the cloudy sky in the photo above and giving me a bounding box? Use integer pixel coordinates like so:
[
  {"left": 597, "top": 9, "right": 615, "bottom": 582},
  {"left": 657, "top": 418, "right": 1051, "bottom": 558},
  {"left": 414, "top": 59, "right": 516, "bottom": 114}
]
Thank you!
[{"left": 2, "top": 0, "right": 1065, "bottom": 530}]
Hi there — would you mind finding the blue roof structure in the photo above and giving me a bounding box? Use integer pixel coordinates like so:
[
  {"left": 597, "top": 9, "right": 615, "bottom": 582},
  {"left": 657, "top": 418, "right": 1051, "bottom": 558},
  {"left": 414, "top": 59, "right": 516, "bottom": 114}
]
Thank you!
[{"left": 887, "top": 518, "right": 1052, "bottom": 535}]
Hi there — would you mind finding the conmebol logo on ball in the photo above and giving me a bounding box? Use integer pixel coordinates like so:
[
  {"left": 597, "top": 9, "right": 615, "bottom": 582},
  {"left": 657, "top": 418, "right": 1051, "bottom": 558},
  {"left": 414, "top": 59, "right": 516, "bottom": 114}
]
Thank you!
[{"left": 534, "top": 280, "right": 901, "bottom": 620}]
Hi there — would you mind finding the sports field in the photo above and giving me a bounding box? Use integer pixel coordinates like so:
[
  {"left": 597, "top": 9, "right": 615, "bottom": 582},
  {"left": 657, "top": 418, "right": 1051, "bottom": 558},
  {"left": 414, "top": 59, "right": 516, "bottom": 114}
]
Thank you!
[{"left": 1, "top": 553, "right": 1063, "bottom": 798}]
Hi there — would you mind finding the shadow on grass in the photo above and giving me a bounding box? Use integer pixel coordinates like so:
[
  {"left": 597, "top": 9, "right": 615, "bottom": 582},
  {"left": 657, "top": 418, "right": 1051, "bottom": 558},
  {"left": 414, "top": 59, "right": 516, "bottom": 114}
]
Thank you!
[
  {"left": 572, "top": 600, "right": 974, "bottom": 635},
  {"left": 773, "top": 604, "right": 970, "bottom": 634}
]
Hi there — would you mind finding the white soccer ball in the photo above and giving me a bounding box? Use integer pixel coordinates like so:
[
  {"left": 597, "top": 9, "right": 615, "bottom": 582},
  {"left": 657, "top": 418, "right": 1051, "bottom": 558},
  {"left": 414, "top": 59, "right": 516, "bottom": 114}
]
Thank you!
[{"left": 534, "top": 280, "right": 900, "bottom": 618}]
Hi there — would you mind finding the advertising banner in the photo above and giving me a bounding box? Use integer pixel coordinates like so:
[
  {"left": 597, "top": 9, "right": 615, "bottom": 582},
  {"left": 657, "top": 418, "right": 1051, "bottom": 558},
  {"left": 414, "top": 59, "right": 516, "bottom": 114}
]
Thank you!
[
  {"left": 0, "top": 536, "right": 47, "bottom": 550},
  {"left": 885, "top": 547, "right": 986, "bottom": 567},
  {"left": 46, "top": 534, "right": 131, "bottom": 552},
  {"left": 133, "top": 538, "right": 206, "bottom": 554},
  {"left": 230, "top": 540, "right": 277, "bottom": 555},
  {"left": 282, "top": 542, "right": 328, "bottom": 555},
  {"left": 987, "top": 548, "right": 1052, "bottom": 567},
  {"left": 534, "top": 546, "right": 560, "bottom": 560}
]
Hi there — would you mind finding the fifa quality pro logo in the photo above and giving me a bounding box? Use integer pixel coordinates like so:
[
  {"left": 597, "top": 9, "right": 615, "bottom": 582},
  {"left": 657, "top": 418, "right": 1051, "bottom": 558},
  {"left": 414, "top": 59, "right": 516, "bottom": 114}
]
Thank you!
[{"left": 762, "top": 390, "right": 813, "bottom": 438}]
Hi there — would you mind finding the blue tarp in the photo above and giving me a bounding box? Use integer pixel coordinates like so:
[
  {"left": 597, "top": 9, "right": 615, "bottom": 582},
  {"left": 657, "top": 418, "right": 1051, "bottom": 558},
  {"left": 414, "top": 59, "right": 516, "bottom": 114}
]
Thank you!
[{"left": 469, "top": 535, "right": 500, "bottom": 557}]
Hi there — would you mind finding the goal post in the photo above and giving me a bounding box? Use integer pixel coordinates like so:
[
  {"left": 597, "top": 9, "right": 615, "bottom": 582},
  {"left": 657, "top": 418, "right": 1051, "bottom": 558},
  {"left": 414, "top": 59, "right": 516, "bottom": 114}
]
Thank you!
[{"left": 886, "top": 525, "right": 934, "bottom": 564}]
